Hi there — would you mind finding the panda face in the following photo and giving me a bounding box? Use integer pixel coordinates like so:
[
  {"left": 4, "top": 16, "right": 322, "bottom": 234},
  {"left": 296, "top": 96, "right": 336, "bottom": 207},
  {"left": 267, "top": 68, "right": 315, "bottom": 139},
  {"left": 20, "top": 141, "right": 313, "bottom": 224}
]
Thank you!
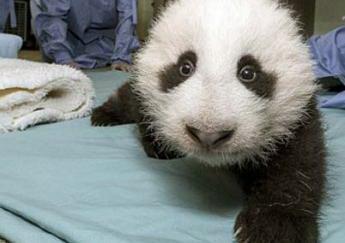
[{"left": 133, "top": 0, "right": 316, "bottom": 166}]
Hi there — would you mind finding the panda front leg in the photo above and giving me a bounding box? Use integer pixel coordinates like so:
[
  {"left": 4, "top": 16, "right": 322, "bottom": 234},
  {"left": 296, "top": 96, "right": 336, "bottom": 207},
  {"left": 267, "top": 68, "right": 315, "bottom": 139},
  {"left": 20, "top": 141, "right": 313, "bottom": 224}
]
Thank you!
[
  {"left": 233, "top": 164, "right": 322, "bottom": 243},
  {"left": 138, "top": 122, "right": 184, "bottom": 160},
  {"left": 91, "top": 82, "right": 138, "bottom": 126},
  {"left": 234, "top": 204, "right": 319, "bottom": 243},
  {"left": 233, "top": 108, "right": 325, "bottom": 243}
]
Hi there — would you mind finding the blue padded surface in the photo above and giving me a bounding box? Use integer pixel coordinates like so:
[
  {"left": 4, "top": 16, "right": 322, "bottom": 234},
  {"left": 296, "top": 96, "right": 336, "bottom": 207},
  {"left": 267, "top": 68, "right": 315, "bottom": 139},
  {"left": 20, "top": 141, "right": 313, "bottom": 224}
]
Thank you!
[{"left": 0, "top": 71, "right": 344, "bottom": 243}]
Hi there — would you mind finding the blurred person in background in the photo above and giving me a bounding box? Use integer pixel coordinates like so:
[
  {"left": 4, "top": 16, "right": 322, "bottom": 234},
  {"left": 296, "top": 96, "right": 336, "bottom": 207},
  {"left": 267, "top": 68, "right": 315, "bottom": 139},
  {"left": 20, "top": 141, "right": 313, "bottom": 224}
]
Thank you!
[
  {"left": 30, "top": 0, "right": 140, "bottom": 71},
  {"left": 0, "top": 0, "right": 16, "bottom": 32}
]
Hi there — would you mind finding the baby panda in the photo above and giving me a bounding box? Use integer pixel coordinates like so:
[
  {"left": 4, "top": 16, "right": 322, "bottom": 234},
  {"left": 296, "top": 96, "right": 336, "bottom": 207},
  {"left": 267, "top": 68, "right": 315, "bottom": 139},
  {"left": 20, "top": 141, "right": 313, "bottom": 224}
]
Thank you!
[{"left": 92, "top": 0, "right": 326, "bottom": 242}]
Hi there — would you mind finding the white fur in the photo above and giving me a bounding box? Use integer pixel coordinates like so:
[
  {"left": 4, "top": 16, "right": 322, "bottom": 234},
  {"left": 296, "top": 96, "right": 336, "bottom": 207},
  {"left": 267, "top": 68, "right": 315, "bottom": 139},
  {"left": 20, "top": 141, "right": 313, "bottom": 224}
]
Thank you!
[
  {"left": 0, "top": 58, "right": 95, "bottom": 133},
  {"left": 133, "top": 0, "right": 317, "bottom": 166}
]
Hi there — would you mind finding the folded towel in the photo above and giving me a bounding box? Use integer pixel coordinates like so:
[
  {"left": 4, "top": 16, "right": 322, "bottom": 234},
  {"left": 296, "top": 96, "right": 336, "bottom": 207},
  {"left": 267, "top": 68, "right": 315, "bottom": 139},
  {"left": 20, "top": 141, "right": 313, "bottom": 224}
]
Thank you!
[{"left": 0, "top": 58, "right": 95, "bottom": 132}]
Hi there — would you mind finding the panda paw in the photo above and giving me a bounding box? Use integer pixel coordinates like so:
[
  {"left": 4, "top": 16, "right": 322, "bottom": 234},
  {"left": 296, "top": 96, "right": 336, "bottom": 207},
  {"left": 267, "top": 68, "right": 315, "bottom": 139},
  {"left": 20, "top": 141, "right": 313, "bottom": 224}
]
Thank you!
[
  {"left": 149, "top": 149, "right": 183, "bottom": 160},
  {"left": 91, "top": 106, "right": 121, "bottom": 127},
  {"left": 142, "top": 141, "right": 183, "bottom": 160},
  {"left": 234, "top": 208, "right": 317, "bottom": 243}
]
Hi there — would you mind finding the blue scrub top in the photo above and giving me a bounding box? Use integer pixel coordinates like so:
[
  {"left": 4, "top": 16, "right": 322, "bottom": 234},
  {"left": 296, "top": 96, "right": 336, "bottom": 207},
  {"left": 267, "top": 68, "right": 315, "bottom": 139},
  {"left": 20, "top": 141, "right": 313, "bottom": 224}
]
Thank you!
[
  {"left": 0, "top": 0, "right": 16, "bottom": 32},
  {"left": 33, "top": 0, "right": 140, "bottom": 69},
  {"left": 309, "top": 25, "right": 345, "bottom": 109},
  {"left": 309, "top": 26, "right": 345, "bottom": 82}
]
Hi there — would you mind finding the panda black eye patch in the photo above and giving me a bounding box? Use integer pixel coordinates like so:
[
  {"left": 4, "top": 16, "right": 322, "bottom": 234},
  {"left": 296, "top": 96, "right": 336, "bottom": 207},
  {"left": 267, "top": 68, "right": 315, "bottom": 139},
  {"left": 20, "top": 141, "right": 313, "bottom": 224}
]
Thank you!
[
  {"left": 237, "top": 55, "right": 276, "bottom": 99},
  {"left": 160, "top": 51, "right": 197, "bottom": 92}
]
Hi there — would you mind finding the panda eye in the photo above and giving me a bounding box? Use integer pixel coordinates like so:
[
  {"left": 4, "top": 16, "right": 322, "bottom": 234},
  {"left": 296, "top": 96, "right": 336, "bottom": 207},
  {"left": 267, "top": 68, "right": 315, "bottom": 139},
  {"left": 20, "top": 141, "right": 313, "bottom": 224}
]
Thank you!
[
  {"left": 179, "top": 59, "right": 195, "bottom": 77},
  {"left": 239, "top": 65, "right": 258, "bottom": 82}
]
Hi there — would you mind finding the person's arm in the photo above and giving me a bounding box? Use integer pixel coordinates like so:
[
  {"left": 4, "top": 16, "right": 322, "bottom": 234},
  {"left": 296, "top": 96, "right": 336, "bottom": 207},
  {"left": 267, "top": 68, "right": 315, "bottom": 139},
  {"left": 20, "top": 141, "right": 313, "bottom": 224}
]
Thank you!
[
  {"left": 0, "top": 0, "right": 17, "bottom": 33},
  {"left": 111, "top": 0, "right": 140, "bottom": 67},
  {"left": 34, "top": 0, "right": 74, "bottom": 65},
  {"left": 0, "top": 0, "right": 6, "bottom": 32}
]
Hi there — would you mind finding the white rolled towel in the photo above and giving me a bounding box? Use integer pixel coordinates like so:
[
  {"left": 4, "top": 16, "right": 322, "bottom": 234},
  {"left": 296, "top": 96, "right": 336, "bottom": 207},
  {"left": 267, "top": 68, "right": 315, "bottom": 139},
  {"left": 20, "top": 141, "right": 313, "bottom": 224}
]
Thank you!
[{"left": 0, "top": 59, "right": 95, "bottom": 133}]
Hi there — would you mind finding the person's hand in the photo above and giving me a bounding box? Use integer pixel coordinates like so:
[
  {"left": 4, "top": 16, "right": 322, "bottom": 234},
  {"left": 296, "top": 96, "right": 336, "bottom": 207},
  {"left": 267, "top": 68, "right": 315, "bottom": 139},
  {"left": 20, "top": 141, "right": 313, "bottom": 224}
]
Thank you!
[
  {"left": 111, "top": 62, "right": 132, "bottom": 72},
  {"left": 66, "top": 62, "right": 80, "bottom": 70}
]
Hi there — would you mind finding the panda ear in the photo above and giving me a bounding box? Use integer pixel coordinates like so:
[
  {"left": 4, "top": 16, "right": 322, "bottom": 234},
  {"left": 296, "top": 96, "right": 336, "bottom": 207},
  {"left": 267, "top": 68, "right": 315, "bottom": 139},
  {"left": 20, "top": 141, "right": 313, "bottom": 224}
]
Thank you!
[{"left": 159, "top": 51, "right": 197, "bottom": 92}]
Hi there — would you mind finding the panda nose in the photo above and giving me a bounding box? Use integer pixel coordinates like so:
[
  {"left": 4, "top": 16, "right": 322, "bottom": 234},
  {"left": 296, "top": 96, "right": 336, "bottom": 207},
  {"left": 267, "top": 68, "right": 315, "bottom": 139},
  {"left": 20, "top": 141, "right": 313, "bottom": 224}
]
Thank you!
[{"left": 186, "top": 125, "right": 235, "bottom": 148}]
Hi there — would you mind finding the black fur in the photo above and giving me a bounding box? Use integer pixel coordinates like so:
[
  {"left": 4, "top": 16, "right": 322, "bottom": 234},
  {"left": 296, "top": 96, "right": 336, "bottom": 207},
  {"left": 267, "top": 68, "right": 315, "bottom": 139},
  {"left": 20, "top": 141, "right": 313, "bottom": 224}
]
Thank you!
[
  {"left": 91, "top": 83, "right": 138, "bottom": 126},
  {"left": 232, "top": 99, "right": 325, "bottom": 243},
  {"left": 237, "top": 55, "right": 277, "bottom": 98},
  {"left": 160, "top": 50, "right": 197, "bottom": 92},
  {"left": 91, "top": 82, "right": 181, "bottom": 160},
  {"left": 91, "top": 83, "right": 325, "bottom": 243}
]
